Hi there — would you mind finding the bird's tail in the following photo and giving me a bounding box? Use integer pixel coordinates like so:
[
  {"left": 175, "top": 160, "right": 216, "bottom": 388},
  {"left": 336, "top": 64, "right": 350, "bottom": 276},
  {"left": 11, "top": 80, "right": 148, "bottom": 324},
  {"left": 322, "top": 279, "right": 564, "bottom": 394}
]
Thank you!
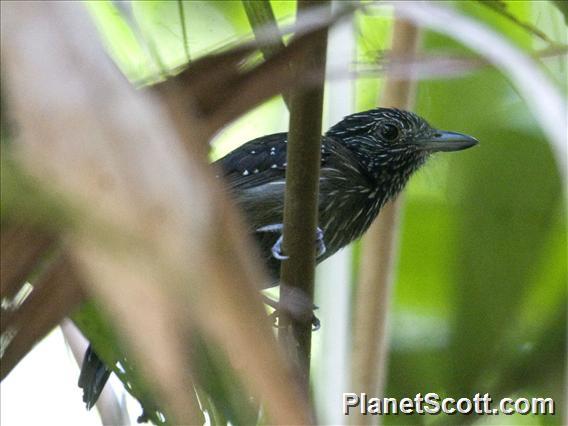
[{"left": 78, "top": 345, "right": 112, "bottom": 410}]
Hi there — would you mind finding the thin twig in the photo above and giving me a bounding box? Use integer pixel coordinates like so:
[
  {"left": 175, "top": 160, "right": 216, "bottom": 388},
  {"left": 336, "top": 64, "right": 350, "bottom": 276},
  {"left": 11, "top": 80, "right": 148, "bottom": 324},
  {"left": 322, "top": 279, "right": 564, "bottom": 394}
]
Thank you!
[
  {"left": 177, "top": 0, "right": 190, "bottom": 63},
  {"left": 478, "top": 0, "right": 555, "bottom": 45},
  {"left": 242, "top": 0, "right": 286, "bottom": 59},
  {"left": 351, "top": 17, "right": 421, "bottom": 426},
  {"left": 313, "top": 6, "right": 354, "bottom": 423},
  {"left": 354, "top": 45, "right": 568, "bottom": 80},
  {"left": 278, "top": 0, "right": 330, "bottom": 400},
  {"left": 242, "top": 0, "right": 291, "bottom": 108}
]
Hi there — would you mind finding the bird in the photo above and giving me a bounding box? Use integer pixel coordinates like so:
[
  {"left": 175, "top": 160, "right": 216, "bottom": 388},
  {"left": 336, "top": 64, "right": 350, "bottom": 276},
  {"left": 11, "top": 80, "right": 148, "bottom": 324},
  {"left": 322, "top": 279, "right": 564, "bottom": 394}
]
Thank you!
[{"left": 78, "top": 107, "right": 478, "bottom": 410}]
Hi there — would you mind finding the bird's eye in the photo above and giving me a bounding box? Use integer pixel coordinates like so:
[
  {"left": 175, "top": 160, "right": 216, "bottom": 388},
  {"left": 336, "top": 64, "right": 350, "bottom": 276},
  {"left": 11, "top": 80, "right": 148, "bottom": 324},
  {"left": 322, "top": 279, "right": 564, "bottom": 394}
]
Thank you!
[{"left": 379, "top": 123, "right": 400, "bottom": 142}]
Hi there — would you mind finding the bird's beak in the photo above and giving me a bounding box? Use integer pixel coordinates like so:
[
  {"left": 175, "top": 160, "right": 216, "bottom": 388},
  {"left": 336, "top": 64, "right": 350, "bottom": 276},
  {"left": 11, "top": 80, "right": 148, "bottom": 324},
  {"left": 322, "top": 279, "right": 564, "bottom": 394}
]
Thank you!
[{"left": 415, "top": 130, "right": 479, "bottom": 152}]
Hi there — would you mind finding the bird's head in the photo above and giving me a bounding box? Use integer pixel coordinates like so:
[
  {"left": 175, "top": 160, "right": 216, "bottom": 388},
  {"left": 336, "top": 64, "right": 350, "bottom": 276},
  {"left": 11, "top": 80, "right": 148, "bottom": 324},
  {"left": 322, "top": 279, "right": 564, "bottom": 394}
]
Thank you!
[{"left": 325, "top": 108, "right": 478, "bottom": 179}]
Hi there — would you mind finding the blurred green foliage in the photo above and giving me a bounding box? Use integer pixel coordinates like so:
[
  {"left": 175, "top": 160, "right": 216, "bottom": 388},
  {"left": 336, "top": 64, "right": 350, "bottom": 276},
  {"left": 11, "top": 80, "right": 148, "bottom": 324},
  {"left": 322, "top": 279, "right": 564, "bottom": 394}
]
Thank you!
[
  {"left": 72, "top": 301, "right": 168, "bottom": 425},
  {"left": 85, "top": 0, "right": 566, "bottom": 424},
  {"left": 381, "top": 2, "right": 566, "bottom": 425},
  {"left": 5, "top": 1, "right": 563, "bottom": 424}
]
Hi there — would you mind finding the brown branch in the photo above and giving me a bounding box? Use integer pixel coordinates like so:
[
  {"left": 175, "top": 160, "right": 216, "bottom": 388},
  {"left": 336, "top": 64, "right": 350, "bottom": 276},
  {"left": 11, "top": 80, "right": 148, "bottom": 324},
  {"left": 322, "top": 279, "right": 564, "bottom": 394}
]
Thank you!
[
  {"left": 1, "top": 254, "right": 86, "bottom": 380},
  {"left": 354, "top": 45, "right": 568, "bottom": 81},
  {"left": 350, "top": 17, "right": 421, "bottom": 426},
  {"left": 156, "top": 7, "right": 351, "bottom": 143},
  {"left": 278, "top": 0, "right": 329, "bottom": 399},
  {"left": 0, "top": 223, "right": 57, "bottom": 299}
]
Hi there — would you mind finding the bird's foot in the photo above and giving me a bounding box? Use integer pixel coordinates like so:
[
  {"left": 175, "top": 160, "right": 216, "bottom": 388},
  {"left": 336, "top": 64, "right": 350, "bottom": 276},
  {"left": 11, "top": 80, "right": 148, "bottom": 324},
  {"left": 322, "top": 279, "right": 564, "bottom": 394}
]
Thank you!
[
  {"left": 263, "top": 294, "right": 320, "bottom": 331},
  {"left": 256, "top": 224, "right": 326, "bottom": 261},
  {"left": 315, "top": 227, "right": 326, "bottom": 258},
  {"left": 256, "top": 224, "right": 288, "bottom": 259},
  {"left": 269, "top": 306, "right": 321, "bottom": 331}
]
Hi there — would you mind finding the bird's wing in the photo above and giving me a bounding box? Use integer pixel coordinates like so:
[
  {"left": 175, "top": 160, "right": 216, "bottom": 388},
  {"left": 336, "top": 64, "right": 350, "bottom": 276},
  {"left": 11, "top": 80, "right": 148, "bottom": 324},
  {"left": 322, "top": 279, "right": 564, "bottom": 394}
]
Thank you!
[
  {"left": 214, "top": 132, "right": 361, "bottom": 190},
  {"left": 214, "top": 133, "right": 290, "bottom": 190}
]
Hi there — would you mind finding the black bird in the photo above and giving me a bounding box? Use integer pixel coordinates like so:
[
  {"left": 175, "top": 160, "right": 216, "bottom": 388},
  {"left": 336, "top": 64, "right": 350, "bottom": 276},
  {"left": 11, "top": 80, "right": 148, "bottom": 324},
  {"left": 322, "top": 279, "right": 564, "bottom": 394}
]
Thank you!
[
  {"left": 78, "top": 107, "right": 478, "bottom": 410},
  {"left": 217, "top": 107, "right": 477, "bottom": 283}
]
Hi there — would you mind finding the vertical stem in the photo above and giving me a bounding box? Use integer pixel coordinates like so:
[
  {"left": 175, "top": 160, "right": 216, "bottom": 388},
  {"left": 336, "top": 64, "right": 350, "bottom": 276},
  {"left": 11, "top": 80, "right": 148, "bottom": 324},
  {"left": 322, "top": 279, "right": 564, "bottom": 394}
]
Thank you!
[
  {"left": 242, "top": 0, "right": 286, "bottom": 58},
  {"left": 177, "top": 0, "right": 190, "bottom": 63},
  {"left": 350, "top": 17, "right": 421, "bottom": 425},
  {"left": 279, "top": 0, "right": 330, "bottom": 395},
  {"left": 314, "top": 2, "right": 354, "bottom": 423},
  {"left": 242, "top": 0, "right": 291, "bottom": 109}
]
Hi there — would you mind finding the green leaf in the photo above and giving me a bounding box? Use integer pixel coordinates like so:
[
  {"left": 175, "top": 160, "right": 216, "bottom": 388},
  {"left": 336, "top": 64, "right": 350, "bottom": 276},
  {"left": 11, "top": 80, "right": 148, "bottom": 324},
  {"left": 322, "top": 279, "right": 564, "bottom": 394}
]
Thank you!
[
  {"left": 71, "top": 301, "right": 167, "bottom": 425},
  {"left": 551, "top": 0, "right": 568, "bottom": 24}
]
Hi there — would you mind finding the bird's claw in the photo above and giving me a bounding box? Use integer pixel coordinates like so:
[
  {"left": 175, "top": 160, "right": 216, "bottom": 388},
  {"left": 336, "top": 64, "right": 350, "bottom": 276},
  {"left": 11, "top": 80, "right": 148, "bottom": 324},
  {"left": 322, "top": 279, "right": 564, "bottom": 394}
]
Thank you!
[
  {"left": 269, "top": 306, "right": 320, "bottom": 331},
  {"left": 315, "top": 227, "right": 326, "bottom": 258},
  {"left": 263, "top": 294, "right": 320, "bottom": 331},
  {"left": 271, "top": 235, "right": 289, "bottom": 260},
  {"left": 256, "top": 224, "right": 326, "bottom": 261}
]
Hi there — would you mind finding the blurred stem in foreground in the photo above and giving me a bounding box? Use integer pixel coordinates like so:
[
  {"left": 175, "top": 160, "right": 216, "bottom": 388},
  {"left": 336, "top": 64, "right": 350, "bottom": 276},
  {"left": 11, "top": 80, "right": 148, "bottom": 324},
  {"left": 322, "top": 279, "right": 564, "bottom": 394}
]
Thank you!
[
  {"left": 2, "top": 2, "right": 313, "bottom": 424},
  {"left": 278, "top": 0, "right": 329, "bottom": 401},
  {"left": 350, "top": 17, "right": 421, "bottom": 426}
]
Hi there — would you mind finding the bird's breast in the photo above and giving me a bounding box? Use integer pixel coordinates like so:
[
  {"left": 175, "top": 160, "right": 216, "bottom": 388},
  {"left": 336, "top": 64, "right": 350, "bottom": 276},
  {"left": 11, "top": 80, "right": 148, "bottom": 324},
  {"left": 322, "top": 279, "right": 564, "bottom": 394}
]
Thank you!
[{"left": 317, "top": 169, "right": 384, "bottom": 259}]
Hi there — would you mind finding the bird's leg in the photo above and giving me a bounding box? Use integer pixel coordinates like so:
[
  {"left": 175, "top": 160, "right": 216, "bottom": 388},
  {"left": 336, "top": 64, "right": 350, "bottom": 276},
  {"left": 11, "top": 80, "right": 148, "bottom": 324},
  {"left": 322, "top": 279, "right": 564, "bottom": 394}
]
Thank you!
[
  {"left": 262, "top": 293, "right": 320, "bottom": 331},
  {"left": 256, "top": 224, "right": 325, "bottom": 330},
  {"left": 256, "top": 224, "right": 327, "bottom": 260}
]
